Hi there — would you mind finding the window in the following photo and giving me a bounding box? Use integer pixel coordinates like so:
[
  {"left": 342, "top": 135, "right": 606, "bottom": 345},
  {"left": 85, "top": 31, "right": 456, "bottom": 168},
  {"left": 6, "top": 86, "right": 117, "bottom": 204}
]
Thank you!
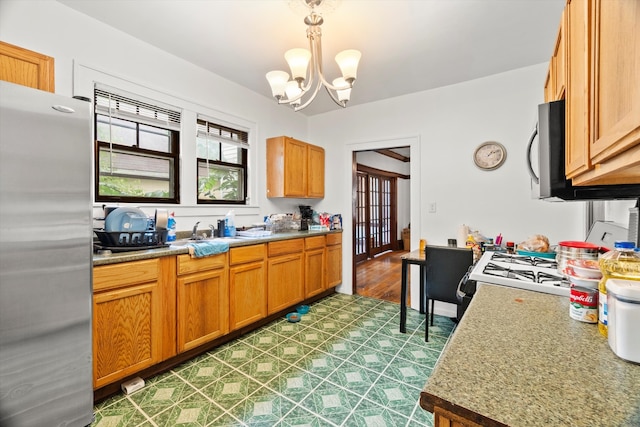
[
  {"left": 196, "top": 118, "right": 248, "bottom": 204},
  {"left": 94, "top": 85, "right": 181, "bottom": 203}
]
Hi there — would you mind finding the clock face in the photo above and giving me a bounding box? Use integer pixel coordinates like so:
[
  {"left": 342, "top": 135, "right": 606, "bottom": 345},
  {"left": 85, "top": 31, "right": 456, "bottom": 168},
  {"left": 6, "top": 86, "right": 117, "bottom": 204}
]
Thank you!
[{"left": 473, "top": 142, "right": 506, "bottom": 170}]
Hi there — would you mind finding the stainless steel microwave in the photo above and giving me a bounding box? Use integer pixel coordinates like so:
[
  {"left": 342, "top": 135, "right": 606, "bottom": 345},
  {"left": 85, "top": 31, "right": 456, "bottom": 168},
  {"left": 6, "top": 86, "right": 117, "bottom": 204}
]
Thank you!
[{"left": 527, "top": 99, "right": 640, "bottom": 201}]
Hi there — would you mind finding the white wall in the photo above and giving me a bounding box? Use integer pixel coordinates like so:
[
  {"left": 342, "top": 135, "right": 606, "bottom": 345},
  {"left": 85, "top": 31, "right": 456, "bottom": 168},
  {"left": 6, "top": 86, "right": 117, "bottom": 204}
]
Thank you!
[
  {"left": 0, "top": 0, "right": 308, "bottom": 228},
  {"left": 310, "top": 64, "right": 586, "bottom": 313}
]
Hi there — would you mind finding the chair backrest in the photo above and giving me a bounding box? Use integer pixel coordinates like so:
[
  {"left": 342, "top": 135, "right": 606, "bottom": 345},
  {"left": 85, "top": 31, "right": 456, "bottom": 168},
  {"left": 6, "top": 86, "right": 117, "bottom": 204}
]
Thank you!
[{"left": 425, "top": 245, "right": 474, "bottom": 304}]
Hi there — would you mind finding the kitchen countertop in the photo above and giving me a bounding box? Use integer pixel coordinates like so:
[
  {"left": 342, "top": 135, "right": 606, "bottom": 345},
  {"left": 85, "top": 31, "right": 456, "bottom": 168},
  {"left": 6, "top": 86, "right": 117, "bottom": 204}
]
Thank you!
[
  {"left": 93, "top": 229, "right": 341, "bottom": 266},
  {"left": 420, "top": 284, "right": 640, "bottom": 426}
]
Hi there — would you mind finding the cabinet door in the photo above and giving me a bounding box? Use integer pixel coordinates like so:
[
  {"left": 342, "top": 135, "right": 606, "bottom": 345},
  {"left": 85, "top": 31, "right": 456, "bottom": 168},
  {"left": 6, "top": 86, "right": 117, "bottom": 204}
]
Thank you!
[
  {"left": 565, "top": 0, "right": 591, "bottom": 178},
  {"left": 305, "top": 249, "right": 325, "bottom": 298},
  {"left": 0, "top": 41, "right": 54, "bottom": 92},
  {"left": 553, "top": 8, "right": 566, "bottom": 101},
  {"left": 307, "top": 144, "right": 325, "bottom": 198},
  {"left": 284, "top": 138, "right": 308, "bottom": 197},
  {"left": 589, "top": 0, "right": 640, "bottom": 164},
  {"left": 177, "top": 269, "right": 229, "bottom": 352},
  {"left": 229, "top": 261, "right": 266, "bottom": 330},
  {"left": 267, "top": 253, "right": 304, "bottom": 314},
  {"left": 93, "top": 282, "right": 161, "bottom": 388},
  {"left": 326, "top": 244, "right": 342, "bottom": 289}
]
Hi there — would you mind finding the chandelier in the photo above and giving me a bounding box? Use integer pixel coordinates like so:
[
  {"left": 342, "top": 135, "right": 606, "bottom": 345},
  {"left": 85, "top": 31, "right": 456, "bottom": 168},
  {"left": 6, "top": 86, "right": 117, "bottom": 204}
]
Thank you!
[{"left": 265, "top": 0, "right": 361, "bottom": 111}]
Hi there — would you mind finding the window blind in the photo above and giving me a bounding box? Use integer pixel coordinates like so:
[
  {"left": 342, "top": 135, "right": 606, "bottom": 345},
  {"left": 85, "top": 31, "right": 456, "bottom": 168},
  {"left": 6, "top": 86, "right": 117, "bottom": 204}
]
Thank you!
[
  {"left": 196, "top": 118, "right": 249, "bottom": 149},
  {"left": 94, "top": 84, "right": 182, "bottom": 131}
]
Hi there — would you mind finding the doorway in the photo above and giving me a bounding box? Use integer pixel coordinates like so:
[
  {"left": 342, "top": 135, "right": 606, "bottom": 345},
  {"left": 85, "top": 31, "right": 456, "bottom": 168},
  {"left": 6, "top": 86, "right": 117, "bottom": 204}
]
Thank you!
[{"left": 352, "top": 147, "right": 410, "bottom": 302}]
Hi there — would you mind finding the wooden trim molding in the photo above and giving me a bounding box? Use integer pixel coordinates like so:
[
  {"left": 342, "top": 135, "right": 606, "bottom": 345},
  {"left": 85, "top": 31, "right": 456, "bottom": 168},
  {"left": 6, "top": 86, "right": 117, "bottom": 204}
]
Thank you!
[{"left": 357, "top": 163, "right": 410, "bottom": 180}]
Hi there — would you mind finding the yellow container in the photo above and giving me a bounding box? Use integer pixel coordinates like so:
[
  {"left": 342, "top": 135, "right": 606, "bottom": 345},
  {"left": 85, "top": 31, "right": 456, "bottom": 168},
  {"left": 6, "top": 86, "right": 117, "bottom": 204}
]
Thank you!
[{"left": 598, "top": 241, "right": 640, "bottom": 337}]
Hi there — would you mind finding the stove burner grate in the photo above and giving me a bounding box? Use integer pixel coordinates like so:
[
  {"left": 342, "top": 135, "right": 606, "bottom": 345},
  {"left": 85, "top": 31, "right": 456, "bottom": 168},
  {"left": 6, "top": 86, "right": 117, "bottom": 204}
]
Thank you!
[
  {"left": 482, "top": 262, "right": 567, "bottom": 285},
  {"left": 490, "top": 252, "right": 557, "bottom": 269}
]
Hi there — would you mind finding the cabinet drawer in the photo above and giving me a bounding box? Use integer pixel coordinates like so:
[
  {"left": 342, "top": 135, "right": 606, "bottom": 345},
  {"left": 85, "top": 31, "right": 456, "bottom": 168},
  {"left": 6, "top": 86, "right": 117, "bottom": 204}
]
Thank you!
[
  {"left": 177, "top": 253, "right": 227, "bottom": 275},
  {"left": 305, "top": 236, "right": 325, "bottom": 250},
  {"left": 94, "top": 258, "right": 159, "bottom": 292},
  {"left": 268, "top": 239, "right": 304, "bottom": 257},
  {"left": 326, "top": 233, "right": 342, "bottom": 246},
  {"left": 230, "top": 244, "right": 265, "bottom": 265}
]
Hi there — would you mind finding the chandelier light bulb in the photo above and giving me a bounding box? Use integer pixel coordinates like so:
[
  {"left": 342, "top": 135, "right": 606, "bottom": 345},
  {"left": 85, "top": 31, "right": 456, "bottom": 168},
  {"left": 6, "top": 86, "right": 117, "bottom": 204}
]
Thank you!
[
  {"left": 335, "top": 49, "right": 361, "bottom": 82},
  {"left": 285, "top": 48, "right": 312, "bottom": 82},
  {"left": 265, "top": 70, "right": 290, "bottom": 98},
  {"left": 285, "top": 81, "right": 302, "bottom": 106},
  {"left": 332, "top": 77, "right": 351, "bottom": 102}
]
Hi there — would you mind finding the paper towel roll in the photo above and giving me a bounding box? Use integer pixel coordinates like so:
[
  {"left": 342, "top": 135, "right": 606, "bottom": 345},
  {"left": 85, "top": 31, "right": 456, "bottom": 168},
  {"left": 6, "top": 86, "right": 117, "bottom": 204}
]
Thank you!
[
  {"left": 121, "top": 377, "right": 145, "bottom": 394},
  {"left": 457, "top": 224, "right": 469, "bottom": 248}
]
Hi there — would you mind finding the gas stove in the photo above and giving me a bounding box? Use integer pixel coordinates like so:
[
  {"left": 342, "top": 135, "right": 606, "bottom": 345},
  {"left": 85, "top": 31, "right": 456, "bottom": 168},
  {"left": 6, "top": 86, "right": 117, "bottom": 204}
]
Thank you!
[{"left": 469, "top": 251, "right": 570, "bottom": 297}]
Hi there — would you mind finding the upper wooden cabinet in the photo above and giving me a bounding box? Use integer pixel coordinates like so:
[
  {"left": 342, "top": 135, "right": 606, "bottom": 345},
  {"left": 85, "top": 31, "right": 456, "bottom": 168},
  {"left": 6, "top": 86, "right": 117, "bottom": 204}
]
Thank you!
[
  {"left": 544, "top": 8, "right": 566, "bottom": 103},
  {"left": 266, "top": 136, "right": 325, "bottom": 198},
  {"left": 562, "top": 0, "right": 640, "bottom": 185},
  {"left": 0, "top": 41, "right": 54, "bottom": 92}
]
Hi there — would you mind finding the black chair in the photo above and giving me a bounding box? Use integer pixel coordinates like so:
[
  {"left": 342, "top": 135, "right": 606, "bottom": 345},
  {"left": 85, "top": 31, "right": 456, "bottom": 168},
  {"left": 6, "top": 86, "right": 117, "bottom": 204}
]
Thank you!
[{"left": 425, "top": 245, "right": 474, "bottom": 327}]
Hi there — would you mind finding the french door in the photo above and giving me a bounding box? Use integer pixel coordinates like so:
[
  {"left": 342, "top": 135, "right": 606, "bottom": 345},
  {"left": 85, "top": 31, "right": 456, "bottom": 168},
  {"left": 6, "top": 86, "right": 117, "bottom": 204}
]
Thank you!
[{"left": 355, "top": 171, "right": 396, "bottom": 262}]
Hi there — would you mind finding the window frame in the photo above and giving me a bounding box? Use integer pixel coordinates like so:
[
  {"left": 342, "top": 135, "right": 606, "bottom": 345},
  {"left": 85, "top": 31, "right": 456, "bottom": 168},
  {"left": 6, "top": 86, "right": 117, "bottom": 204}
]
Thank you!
[
  {"left": 93, "top": 86, "right": 181, "bottom": 204},
  {"left": 196, "top": 118, "right": 249, "bottom": 205}
]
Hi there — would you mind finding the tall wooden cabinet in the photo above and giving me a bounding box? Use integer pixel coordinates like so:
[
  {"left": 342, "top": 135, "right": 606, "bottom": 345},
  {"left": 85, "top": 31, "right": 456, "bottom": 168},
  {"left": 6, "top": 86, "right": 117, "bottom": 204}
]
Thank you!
[
  {"left": 267, "top": 239, "right": 305, "bottom": 314},
  {"left": 0, "top": 41, "right": 54, "bottom": 92},
  {"left": 561, "top": 0, "right": 640, "bottom": 185},
  {"left": 176, "top": 253, "right": 229, "bottom": 352},
  {"left": 229, "top": 244, "right": 267, "bottom": 330},
  {"left": 266, "top": 136, "right": 325, "bottom": 198}
]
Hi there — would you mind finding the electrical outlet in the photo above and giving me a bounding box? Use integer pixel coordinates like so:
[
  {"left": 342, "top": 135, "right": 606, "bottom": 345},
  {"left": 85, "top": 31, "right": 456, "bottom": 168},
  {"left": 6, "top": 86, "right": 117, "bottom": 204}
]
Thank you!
[{"left": 428, "top": 202, "right": 437, "bottom": 213}]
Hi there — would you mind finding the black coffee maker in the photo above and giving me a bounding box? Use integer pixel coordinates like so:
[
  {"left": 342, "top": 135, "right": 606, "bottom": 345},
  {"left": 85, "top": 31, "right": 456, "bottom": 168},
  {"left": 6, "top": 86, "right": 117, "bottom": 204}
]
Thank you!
[{"left": 299, "top": 205, "right": 313, "bottom": 231}]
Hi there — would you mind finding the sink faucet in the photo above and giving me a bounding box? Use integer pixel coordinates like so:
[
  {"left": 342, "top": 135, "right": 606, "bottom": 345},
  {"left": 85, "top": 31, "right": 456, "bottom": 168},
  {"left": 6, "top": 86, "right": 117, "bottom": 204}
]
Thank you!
[
  {"left": 208, "top": 224, "right": 215, "bottom": 238},
  {"left": 191, "top": 221, "right": 200, "bottom": 240}
]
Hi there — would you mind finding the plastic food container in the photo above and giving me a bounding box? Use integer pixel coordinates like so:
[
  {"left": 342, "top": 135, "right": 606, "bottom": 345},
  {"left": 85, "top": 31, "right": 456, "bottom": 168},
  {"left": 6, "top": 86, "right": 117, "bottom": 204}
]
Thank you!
[
  {"left": 286, "top": 312, "right": 301, "bottom": 323},
  {"left": 567, "top": 273, "right": 600, "bottom": 289},
  {"left": 606, "top": 278, "right": 640, "bottom": 363},
  {"left": 566, "top": 259, "right": 602, "bottom": 279}
]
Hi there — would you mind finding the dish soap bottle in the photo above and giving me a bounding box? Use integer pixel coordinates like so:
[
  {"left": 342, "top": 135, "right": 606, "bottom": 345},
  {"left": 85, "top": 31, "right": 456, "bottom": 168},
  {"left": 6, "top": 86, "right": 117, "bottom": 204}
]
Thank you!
[
  {"left": 598, "top": 241, "right": 640, "bottom": 337},
  {"left": 167, "top": 212, "right": 177, "bottom": 242}
]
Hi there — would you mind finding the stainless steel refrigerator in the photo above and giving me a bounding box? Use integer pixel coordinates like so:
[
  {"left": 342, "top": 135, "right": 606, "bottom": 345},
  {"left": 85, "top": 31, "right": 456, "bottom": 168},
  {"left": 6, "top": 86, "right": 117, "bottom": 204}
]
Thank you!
[{"left": 0, "top": 81, "right": 94, "bottom": 426}]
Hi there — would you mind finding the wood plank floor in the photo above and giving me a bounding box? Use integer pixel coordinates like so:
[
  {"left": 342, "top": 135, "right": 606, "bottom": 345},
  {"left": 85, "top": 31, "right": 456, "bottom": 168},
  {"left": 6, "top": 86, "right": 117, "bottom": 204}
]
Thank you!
[{"left": 355, "top": 250, "right": 410, "bottom": 305}]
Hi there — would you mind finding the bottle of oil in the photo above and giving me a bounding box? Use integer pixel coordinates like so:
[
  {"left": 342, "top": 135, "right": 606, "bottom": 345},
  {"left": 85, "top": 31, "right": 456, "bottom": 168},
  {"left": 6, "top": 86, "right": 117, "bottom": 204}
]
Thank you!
[{"left": 598, "top": 241, "right": 640, "bottom": 337}]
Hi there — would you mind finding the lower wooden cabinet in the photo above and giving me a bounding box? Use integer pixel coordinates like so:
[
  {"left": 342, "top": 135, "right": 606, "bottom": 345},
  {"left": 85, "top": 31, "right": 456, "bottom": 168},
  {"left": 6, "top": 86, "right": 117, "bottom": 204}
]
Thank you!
[
  {"left": 92, "top": 233, "right": 342, "bottom": 391},
  {"left": 326, "top": 233, "right": 343, "bottom": 289},
  {"left": 433, "top": 406, "right": 483, "bottom": 427},
  {"left": 305, "top": 236, "right": 326, "bottom": 297},
  {"left": 267, "top": 239, "right": 304, "bottom": 314},
  {"left": 176, "top": 253, "right": 229, "bottom": 352},
  {"left": 229, "top": 245, "right": 267, "bottom": 330},
  {"left": 92, "top": 259, "right": 164, "bottom": 389}
]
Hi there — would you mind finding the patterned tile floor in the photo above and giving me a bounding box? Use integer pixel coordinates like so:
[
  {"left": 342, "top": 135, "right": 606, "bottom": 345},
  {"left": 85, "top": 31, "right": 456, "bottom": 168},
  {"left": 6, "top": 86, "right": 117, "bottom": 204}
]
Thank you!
[{"left": 92, "top": 294, "right": 456, "bottom": 427}]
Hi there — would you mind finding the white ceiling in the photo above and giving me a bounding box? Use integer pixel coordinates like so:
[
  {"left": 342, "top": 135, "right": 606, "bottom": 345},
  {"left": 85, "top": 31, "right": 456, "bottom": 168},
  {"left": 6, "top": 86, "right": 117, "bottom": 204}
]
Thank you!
[{"left": 57, "top": 0, "right": 564, "bottom": 116}]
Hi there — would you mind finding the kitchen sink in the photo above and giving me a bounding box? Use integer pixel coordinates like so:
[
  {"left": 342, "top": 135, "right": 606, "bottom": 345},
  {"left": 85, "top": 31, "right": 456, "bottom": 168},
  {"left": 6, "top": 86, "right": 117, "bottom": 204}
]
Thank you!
[{"left": 170, "top": 237, "right": 244, "bottom": 247}]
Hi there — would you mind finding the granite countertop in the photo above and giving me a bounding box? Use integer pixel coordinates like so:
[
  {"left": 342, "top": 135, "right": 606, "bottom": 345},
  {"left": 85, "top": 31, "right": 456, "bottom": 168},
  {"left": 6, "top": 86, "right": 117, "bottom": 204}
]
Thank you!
[
  {"left": 421, "top": 284, "right": 640, "bottom": 427},
  {"left": 93, "top": 229, "right": 341, "bottom": 266}
]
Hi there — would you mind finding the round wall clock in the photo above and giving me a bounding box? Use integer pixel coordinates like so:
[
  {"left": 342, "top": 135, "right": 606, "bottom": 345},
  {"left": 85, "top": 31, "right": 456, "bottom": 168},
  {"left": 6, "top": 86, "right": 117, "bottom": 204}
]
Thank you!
[{"left": 473, "top": 141, "right": 507, "bottom": 170}]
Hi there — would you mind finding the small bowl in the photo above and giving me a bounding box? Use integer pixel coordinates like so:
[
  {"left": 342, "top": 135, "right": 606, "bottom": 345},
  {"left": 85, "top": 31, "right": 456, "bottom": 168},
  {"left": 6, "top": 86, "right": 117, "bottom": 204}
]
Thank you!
[
  {"left": 296, "top": 305, "right": 310, "bottom": 315},
  {"left": 286, "top": 312, "right": 301, "bottom": 323},
  {"left": 567, "top": 259, "right": 602, "bottom": 279},
  {"left": 567, "top": 272, "right": 600, "bottom": 289}
]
